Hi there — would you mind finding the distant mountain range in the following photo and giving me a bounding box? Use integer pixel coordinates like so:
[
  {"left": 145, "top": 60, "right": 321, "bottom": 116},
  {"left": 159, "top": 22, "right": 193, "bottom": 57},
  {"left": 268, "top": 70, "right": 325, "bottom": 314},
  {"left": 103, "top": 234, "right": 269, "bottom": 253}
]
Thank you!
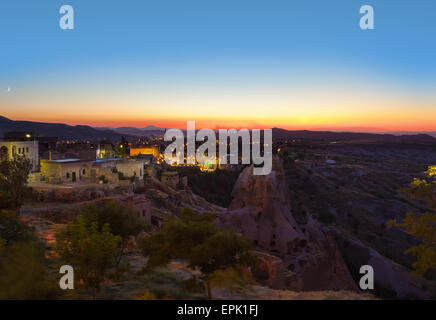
[
  {"left": 384, "top": 131, "right": 436, "bottom": 138},
  {"left": 1, "top": 115, "right": 435, "bottom": 143},
  {"left": 94, "top": 125, "right": 165, "bottom": 137},
  {"left": 0, "top": 116, "right": 127, "bottom": 141},
  {"left": 271, "top": 128, "right": 436, "bottom": 144}
]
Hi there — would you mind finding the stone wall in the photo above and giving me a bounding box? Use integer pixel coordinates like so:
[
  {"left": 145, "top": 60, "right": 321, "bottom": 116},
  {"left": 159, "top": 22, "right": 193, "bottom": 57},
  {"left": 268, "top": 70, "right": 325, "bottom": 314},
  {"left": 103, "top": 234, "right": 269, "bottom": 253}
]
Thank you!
[{"left": 0, "top": 140, "right": 39, "bottom": 172}]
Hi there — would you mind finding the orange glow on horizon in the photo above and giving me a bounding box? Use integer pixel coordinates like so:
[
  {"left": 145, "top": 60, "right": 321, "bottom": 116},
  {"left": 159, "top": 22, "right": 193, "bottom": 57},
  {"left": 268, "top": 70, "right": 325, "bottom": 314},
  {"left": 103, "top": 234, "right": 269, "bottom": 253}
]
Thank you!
[
  {"left": 3, "top": 57, "right": 435, "bottom": 133},
  {"left": 2, "top": 90, "right": 435, "bottom": 132},
  {"left": 2, "top": 113, "right": 436, "bottom": 133}
]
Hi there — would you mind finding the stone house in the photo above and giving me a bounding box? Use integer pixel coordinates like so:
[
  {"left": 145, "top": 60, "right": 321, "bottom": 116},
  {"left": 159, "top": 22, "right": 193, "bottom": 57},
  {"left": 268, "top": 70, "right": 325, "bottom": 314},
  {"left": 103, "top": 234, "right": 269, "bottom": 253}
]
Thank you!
[
  {"left": 93, "top": 158, "right": 145, "bottom": 181},
  {"left": 40, "top": 159, "right": 93, "bottom": 183},
  {"left": 118, "top": 195, "right": 152, "bottom": 223},
  {"left": 160, "top": 171, "right": 179, "bottom": 189},
  {"left": 130, "top": 146, "right": 159, "bottom": 158},
  {"left": 39, "top": 156, "right": 145, "bottom": 185},
  {"left": 97, "top": 141, "right": 115, "bottom": 159},
  {"left": 0, "top": 140, "right": 39, "bottom": 172}
]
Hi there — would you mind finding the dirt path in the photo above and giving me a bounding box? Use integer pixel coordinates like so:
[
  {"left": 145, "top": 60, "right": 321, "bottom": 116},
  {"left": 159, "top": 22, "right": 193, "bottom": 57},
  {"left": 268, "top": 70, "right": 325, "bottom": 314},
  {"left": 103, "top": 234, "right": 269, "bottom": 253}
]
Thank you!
[{"left": 20, "top": 195, "right": 126, "bottom": 215}]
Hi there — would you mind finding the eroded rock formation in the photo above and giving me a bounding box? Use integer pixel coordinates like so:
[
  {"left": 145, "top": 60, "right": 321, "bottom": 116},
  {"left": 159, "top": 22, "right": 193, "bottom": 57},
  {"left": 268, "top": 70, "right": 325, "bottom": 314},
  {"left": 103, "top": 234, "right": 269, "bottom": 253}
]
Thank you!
[{"left": 216, "top": 157, "right": 357, "bottom": 291}]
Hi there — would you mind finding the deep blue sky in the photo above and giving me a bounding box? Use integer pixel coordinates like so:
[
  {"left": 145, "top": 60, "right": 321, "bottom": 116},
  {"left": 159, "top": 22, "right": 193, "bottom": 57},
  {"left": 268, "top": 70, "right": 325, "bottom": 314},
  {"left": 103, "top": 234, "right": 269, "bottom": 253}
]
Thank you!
[
  {"left": 1, "top": 1, "right": 434, "bottom": 78},
  {"left": 0, "top": 0, "right": 435, "bottom": 130}
]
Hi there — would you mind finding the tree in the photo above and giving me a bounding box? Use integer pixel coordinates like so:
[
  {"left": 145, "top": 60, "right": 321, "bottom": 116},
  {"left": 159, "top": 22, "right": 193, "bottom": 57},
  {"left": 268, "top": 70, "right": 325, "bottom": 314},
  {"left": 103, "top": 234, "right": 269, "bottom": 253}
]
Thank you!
[
  {"left": 139, "top": 208, "right": 254, "bottom": 299},
  {"left": 81, "top": 200, "right": 148, "bottom": 266},
  {"left": 0, "top": 239, "right": 59, "bottom": 299},
  {"left": 0, "top": 211, "right": 60, "bottom": 299},
  {"left": 389, "top": 166, "right": 436, "bottom": 274},
  {"left": 0, "top": 153, "right": 33, "bottom": 211},
  {"left": 0, "top": 210, "right": 36, "bottom": 245},
  {"left": 56, "top": 215, "right": 121, "bottom": 299}
]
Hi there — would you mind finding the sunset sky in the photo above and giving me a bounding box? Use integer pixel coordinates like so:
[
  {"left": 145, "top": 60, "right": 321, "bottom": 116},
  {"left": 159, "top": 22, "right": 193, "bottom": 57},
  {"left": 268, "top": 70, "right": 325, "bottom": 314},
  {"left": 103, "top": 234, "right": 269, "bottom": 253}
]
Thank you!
[{"left": 0, "top": 0, "right": 435, "bottom": 131}]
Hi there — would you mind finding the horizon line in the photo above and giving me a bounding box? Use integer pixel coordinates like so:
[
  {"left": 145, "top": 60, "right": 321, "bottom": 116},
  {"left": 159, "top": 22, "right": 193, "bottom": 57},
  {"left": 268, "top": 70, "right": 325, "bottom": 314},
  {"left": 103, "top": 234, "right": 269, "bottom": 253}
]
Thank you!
[{"left": 2, "top": 115, "right": 436, "bottom": 136}]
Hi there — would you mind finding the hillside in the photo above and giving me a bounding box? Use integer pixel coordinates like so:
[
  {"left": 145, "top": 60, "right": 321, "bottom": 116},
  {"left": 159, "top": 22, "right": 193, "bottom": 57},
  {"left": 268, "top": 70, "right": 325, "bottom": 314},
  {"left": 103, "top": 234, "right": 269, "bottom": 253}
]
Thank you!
[
  {"left": 272, "top": 128, "right": 436, "bottom": 144},
  {"left": 0, "top": 116, "right": 126, "bottom": 141},
  {"left": 281, "top": 141, "right": 436, "bottom": 298},
  {"left": 2, "top": 116, "right": 435, "bottom": 143},
  {"left": 95, "top": 126, "right": 165, "bottom": 137}
]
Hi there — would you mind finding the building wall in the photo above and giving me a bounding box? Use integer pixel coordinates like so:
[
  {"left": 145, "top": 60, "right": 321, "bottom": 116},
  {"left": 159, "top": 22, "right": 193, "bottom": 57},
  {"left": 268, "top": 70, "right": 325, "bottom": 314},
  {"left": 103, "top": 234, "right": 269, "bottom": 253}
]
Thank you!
[
  {"left": 161, "top": 172, "right": 179, "bottom": 189},
  {"left": 0, "top": 140, "right": 39, "bottom": 172},
  {"left": 118, "top": 197, "right": 152, "bottom": 223},
  {"left": 60, "top": 162, "right": 92, "bottom": 182},
  {"left": 130, "top": 146, "right": 159, "bottom": 158},
  {"left": 40, "top": 161, "right": 61, "bottom": 180},
  {"left": 97, "top": 143, "right": 115, "bottom": 159},
  {"left": 40, "top": 158, "right": 144, "bottom": 184},
  {"left": 132, "top": 199, "right": 151, "bottom": 222},
  {"left": 94, "top": 160, "right": 118, "bottom": 168},
  {"left": 145, "top": 165, "right": 158, "bottom": 178},
  {"left": 92, "top": 166, "right": 119, "bottom": 184},
  {"left": 116, "top": 160, "right": 145, "bottom": 180},
  {"left": 40, "top": 160, "right": 92, "bottom": 183}
]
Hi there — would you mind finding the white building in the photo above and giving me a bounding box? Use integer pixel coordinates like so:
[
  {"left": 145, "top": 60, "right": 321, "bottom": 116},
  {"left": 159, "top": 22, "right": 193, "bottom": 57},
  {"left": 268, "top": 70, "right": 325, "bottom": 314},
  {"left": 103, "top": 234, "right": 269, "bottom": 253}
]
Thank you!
[
  {"left": 40, "top": 159, "right": 93, "bottom": 183},
  {"left": 0, "top": 140, "right": 39, "bottom": 172},
  {"left": 93, "top": 158, "right": 145, "bottom": 180}
]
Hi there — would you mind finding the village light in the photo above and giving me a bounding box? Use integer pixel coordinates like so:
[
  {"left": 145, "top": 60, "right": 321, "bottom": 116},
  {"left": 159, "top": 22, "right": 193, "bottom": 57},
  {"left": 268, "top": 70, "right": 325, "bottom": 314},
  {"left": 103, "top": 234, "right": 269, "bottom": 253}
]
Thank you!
[
  {"left": 26, "top": 134, "right": 31, "bottom": 138},
  {"left": 164, "top": 120, "right": 272, "bottom": 175}
]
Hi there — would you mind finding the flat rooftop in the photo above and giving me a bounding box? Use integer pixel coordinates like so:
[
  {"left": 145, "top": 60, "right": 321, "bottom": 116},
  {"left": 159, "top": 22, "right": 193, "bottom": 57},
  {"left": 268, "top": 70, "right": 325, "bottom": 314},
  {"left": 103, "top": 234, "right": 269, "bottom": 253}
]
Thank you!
[
  {"left": 94, "top": 158, "right": 123, "bottom": 163},
  {"left": 41, "top": 158, "right": 88, "bottom": 163},
  {"left": 162, "top": 171, "right": 179, "bottom": 176}
]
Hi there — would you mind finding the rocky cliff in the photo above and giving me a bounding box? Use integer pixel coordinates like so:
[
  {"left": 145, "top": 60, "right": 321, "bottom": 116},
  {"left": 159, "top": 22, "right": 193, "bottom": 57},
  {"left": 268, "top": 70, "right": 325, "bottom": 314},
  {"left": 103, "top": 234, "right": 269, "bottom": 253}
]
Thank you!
[{"left": 216, "top": 157, "right": 357, "bottom": 291}]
